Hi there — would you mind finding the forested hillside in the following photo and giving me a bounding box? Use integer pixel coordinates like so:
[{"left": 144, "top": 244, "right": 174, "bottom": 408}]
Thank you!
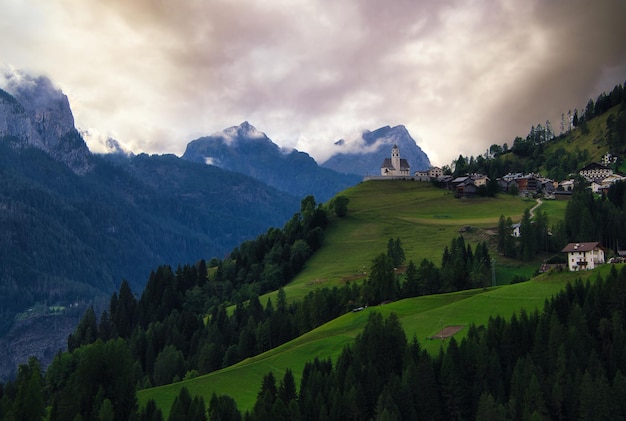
[
  {"left": 0, "top": 76, "right": 311, "bottom": 381},
  {"left": 238, "top": 267, "right": 626, "bottom": 420},
  {"left": 0, "top": 138, "right": 300, "bottom": 380},
  {"left": 447, "top": 82, "right": 626, "bottom": 179}
]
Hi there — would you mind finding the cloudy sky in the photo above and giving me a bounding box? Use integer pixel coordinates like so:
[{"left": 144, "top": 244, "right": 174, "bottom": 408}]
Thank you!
[{"left": 2, "top": 0, "right": 625, "bottom": 166}]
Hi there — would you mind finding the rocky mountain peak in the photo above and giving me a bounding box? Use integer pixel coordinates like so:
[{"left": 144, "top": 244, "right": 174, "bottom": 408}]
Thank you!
[
  {"left": 322, "top": 124, "right": 431, "bottom": 176},
  {"left": 0, "top": 70, "right": 92, "bottom": 174},
  {"left": 220, "top": 121, "right": 271, "bottom": 144}
]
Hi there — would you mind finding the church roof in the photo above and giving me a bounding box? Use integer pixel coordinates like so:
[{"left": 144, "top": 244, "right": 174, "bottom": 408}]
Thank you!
[
  {"left": 381, "top": 158, "right": 394, "bottom": 169},
  {"left": 381, "top": 158, "right": 410, "bottom": 170}
]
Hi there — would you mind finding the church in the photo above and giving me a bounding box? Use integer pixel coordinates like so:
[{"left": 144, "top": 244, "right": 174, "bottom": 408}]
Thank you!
[{"left": 380, "top": 144, "right": 411, "bottom": 176}]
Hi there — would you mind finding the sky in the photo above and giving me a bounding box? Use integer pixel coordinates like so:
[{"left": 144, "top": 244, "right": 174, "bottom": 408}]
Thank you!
[{"left": 1, "top": 0, "right": 625, "bottom": 166}]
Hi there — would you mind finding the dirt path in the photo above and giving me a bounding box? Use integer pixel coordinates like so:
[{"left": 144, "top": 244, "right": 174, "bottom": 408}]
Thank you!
[
  {"left": 529, "top": 198, "right": 543, "bottom": 219},
  {"left": 431, "top": 325, "right": 464, "bottom": 339}
]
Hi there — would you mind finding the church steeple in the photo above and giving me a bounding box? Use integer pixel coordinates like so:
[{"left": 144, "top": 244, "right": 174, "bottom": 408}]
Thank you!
[{"left": 391, "top": 144, "right": 400, "bottom": 174}]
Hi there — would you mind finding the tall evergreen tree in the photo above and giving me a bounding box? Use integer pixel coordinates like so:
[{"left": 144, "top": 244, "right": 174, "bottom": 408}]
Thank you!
[
  {"left": 364, "top": 253, "right": 397, "bottom": 303},
  {"left": 13, "top": 357, "right": 45, "bottom": 421}
]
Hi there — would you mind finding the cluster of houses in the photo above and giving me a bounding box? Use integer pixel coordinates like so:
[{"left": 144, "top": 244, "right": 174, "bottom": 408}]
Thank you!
[
  {"left": 430, "top": 160, "right": 625, "bottom": 199},
  {"left": 373, "top": 144, "right": 624, "bottom": 199},
  {"left": 372, "top": 145, "right": 626, "bottom": 271}
]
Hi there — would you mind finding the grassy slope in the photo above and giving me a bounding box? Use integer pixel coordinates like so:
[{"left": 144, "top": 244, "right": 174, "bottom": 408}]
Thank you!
[
  {"left": 139, "top": 266, "right": 621, "bottom": 416},
  {"left": 138, "top": 180, "right": 581, "bottom": 416},
  {"left": 264, "top": 181, "right": 541, "bottom": 305},
  {"left": 542, "top": 107, "right": 618, "bottom": 166},
  {"left": 496, "top": 106, "right": 620, "bottom": 176}
]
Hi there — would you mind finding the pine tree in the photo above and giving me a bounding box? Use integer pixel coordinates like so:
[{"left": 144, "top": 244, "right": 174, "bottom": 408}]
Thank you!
[
  {"left": 401, "top": 260, "right": 421, "bottom": 298},
  {"left": 13, "top": 357, "right": 45, "bottom": 421}
]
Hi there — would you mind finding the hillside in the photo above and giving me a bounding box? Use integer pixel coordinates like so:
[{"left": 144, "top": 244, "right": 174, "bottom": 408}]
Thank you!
[
  {"left": 141, "top": 264, "right": 620, "bottom": 417},
  {"left": 505, "top": 106, "right": 623, "bottom": 179},
  {"left": 264, "top": 180, "right": 566, "bottom": 305},
  {"left": 137, "top": 179, "right": 575, "bottom": 415},
  {"left": 451, "top": 85, "right": 626, "bottom": 181},
  {"left": 2, "top": 78, "right": 624, "bottom": 418}
]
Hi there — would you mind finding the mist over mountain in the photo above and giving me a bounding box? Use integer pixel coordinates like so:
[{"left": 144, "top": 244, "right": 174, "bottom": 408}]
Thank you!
[
  {"left": 0, "top": 76, "right": 300, "bottom": 380},
  {"left": 322, "top": 125, "right": 431, "bottom": 176},
  {"left": 182, "top": 121, "right": 362, "bottom": 202}
]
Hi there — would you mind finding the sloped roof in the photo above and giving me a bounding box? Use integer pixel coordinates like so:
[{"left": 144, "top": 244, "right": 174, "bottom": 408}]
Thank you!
[
  {"left": 381, "top": 158, "right": 394, "bottom": 169},
  {"left": 561, "top": 242, "right": 602, "bottom": 253},
  {"left": 579, "top": 162, "right": 611, "bottom": 172},
  {"left": 381, "top": 158, "right": 411, "bottom": 170}
]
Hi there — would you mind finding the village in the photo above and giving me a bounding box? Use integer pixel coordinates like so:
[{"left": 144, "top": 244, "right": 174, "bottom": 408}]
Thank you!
[{"left": 368, "top": 145, "right": 626, "bottom": 272}]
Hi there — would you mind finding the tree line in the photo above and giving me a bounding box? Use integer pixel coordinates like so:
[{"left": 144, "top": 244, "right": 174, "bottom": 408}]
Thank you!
[{"left": 242, "top": 265, "right": 626, "bottom": 420}]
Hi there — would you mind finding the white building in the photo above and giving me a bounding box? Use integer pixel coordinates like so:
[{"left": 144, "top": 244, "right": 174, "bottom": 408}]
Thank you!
[
  {"left": 428, "top": 167, "right": 443, "bottom": 178},
  {"left": 380, "top": 144, "right": 411, "bottom": 176},
  {"left": 579, "top": 162, "right": 613, "bottom": 182},
  {"left": 561, "top": 242, "right": 605, "bottom": 271}
]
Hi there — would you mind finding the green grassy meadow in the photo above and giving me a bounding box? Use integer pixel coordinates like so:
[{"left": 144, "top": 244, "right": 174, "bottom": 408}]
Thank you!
[
  {"left": 139, "top": 180, "right": 591, "bottom": 416},
  {"left": 270, "top": 181, "right": 539, "bottom": 304}
]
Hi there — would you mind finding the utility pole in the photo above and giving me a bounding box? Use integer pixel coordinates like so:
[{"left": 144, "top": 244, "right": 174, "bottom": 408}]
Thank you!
[{"left": 491, "top": 259, "right": 496, "bottom": 287}]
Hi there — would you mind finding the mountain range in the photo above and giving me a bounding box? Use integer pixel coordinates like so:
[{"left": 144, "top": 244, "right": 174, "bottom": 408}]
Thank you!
[
  {"left": 0, "top": 72, "right": 431, "bottom": 379},
  {"left": 0, "top": 76, "right": 303, "bottom": 379},
  {"left": 181, "top": 121, "right": 362, "bottom": 202}
]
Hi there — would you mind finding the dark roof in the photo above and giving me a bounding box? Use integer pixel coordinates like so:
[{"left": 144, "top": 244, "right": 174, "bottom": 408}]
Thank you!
[
  {"left": 579, "top": 162, "right": 611, "bottom": 172},
  {"left": 561, "top": 242, "right": 602, "bottom": 253},
  {"left": 451, "top": 176, "right": 468, "bottom": 184},
  {"left": 381, "top": 158, "right": 410, "bottom": 170}
]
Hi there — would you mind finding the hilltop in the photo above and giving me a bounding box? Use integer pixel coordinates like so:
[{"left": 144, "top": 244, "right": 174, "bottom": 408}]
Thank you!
[
  {"left": 266, "top": 180, "right": 566, "bottom": 304},
  {"left": 322, "top": 125, "right": 431, "bottom": 176}
]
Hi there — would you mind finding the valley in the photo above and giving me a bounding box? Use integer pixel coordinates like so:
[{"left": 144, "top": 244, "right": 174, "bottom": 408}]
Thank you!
[{"left": 137, "top": 179, "right": 582, "bottom": 415}]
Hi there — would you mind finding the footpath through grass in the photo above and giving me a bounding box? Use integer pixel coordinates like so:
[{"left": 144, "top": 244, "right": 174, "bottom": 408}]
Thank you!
[{"left": 138, "top": 265, "right": 621, "bottom": 417}]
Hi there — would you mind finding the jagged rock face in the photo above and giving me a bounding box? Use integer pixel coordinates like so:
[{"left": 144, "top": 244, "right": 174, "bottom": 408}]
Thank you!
[
  {"left": 322, "top": 125, "right": 431, "bottom": 176},
  {"left": 0, "top": 74, "right": 92, "bottom": 174},
  {"left": 0, "top": 89, "right": 43, "bottom": 147}
]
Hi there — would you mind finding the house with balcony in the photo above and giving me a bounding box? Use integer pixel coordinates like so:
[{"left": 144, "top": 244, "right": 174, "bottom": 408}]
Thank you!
[{"left": 561, "top": 242, "right": 605, "bottom": 271}]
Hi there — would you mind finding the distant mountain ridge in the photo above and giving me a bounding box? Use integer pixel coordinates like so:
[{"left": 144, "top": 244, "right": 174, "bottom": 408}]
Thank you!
[
  {"left": 322, "top": 125, "right": 431, "bottom": 176},
  {"left": 182, "top": 121, "right": 362, "bottom": 202}
]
